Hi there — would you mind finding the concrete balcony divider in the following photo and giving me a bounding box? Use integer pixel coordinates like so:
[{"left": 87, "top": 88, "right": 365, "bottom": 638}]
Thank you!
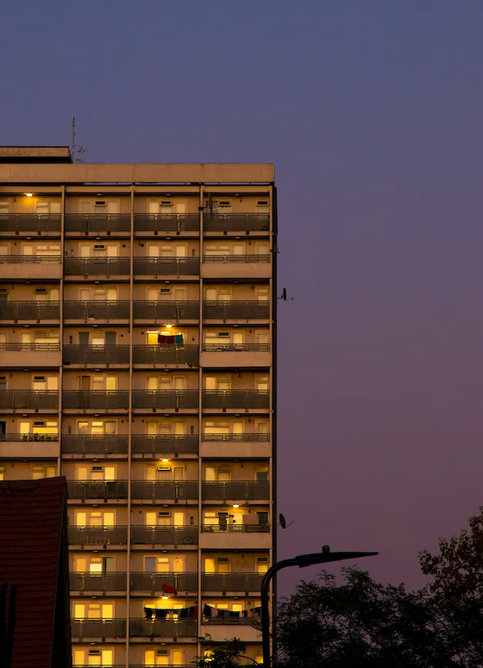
[
  {"left": 70, "top": 572, "right": 127, "bottom": 592},
  {"left": 71, "top": 619, "right": 126, "bottom": 640},
  {"left": 67, "top": 480, "right": 129, "bottom": 501},
  {"left": 202, "top": 390, "right": 269, "bottom": 410},
  {"left": 134, "top": 257, "right": 200, "bottom": 276},
  {"left": 130, "top": 572, "right": 198, "bottom": 592},
  {"left": 129, "top": 618, "right": 197, "bottom": 638},
  {"left": 131, "top": 434, "right": 199, "bottom": 457},
  {"left": 202, "top": 481, "right": 270, "bottom": 501},
  {"left": 200, "top": 433, "right": 271, "bottom": 458},
  {"left": 0, "top": 342, "right": 61, "bottom": 367},
  {"left": 131, "top": 480, "right": 199, "bottom": 501},
  {"left": 0, "top": 432, "right": 59, "bottom": 458},
  {"left": 130, "top": 525, "right": 198, "bottom": 547},
  {"left": 0, "top": 390, "right": 59, "bottom": 410},
  {"left": 201, "top": 254, "right": 271, "bottom": 279},
  {"left": 134, "top": 213, "right": 199, "bottom": 233},
  {"left": 63, "top": 300, "right": 130, "bottom": 320},
  {"left": 0, "top": 255, "right": 62, "bottom": 279},
  {"left": 64, "top": 257, "right": 130, "bottom": 276},
  {"left": 62, "top": 434, "right": 129, "bottom": 456},
  {"left": 200, "top": 523, "right": 271, "bottom": 549},
  {"left": 68, "top": 525, "right": 128, "bottom": 546},
  {"left": 63, "top": 345, "right": 130, "bottom": 365},
  {"left": 132, "top": 390, "right": 198, "bottom": 410},
  {"left": 64, "top": 213, "right": 131, "bottom": 233},
  {"left": 133, "top": 300, "right": 199, "bottom": 321},
  {"left": 202, "top": 301, "right": 270, "bottom": 320},
  {"left": 203, "top": 213, "right": 269, "bottom": 232},
  {"left": 0, "top": 301, "right": 60, "bottom": 321},
  {"left": 133, "top": 345, "right": 199, "bottom": 366},
  {"left": 62, "top": 391, "right": 129, "bottom": 410}
]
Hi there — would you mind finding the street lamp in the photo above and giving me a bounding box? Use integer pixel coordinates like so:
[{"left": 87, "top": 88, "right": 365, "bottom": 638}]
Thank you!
[{"left": 261, "top": 545, "right": 378, "bottom": 667}]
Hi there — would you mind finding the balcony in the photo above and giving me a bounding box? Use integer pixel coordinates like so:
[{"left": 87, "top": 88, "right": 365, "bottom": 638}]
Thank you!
[
  {"left": 133, "top": 300, "right": 199, "bottom": 321},
  {"left": 129, "top": 618, "right": 197, "bottom": 638},
  {"left": 71, "top": 619, "right": 126, "bottom": 640},
  {"left": 0, "top": 390, "right": 59, "bottom": 411},
  {"left": 0, "top": 342, "right": 61, "bottom": 367},
  {"left": 0, "top": 255, "right": 62, "bottom": 280},
  {"left": 70, "top": 572, "right": 127, "bottom": 592},
  {"left": 62, "top": 434, "right": 128, "bottom": 456},
  {"left": 201, "top": 254, "right": 271, "bottom": 279},
  {"left": 131, "top": 434, "right": 198, "bottom": 457},
  {"left": 201, "top": 572, "right": 264, "bottom": 593},
  {"left": 62, "top": 391, "right": 129, "bottom": 410},
  {"left": 67, "top": 480, "right": 129, "bottom": 501},
  {"left": 134, "top": 213, "right": 199, "bottom": 233},
  {"left": 64, "top": 257, "right": 130, "bottom": 277},
  {"left": 200, "top": 432, "right": 271, "bottom": 458},
  {"left": 0, "top": 213, "right": 61, "bottom": 234},
  {"left": 202, "top": 390, "right": 269, "bottom": 410},
  {"left": 200, "top": 343, "right": 270, "bottom": 368},
  {"left": 203, "top": 301, "right": 270, "bottom": 321},
  {"left": 130, "top": 525, "right": 198, "bottom": 547},
  {"left": 200, "top": 523, "right": 271, "bottom": 549},
  {"left": 0, "top": 432, "right": 59, "bottom": 458},
  {"left": 133, "top": 257, "right": 200, "bottom": 276},
  {"left": 131, "top": 480, "right": 198, "bottom": 502},
  {"left": 130, "top": 572, "right": 198, "bottom": 592},
  {"left": 63, "top": 345, "right": 130, "bottom": 366},
  {"left": 200, "top": 617, "right": 260, "bottom": 642},
  {"left": 132, "top": 390, "right": 198, "bottom": 411},
  {"left": 202, "top": 481, "right": 269, "bottom": 501},
  {"left": 203, "top": 213, "right": 269, "bottom": 233},
  {"left": 64, "top": 213, "right": 131, "bottom": 233},
  {"left": 133, "top": 345, "right": 199, "bottom": 366},
  {"left": 64, "top": 300, "right": 130, "bottom": 321},
  {"left": 68, "top": 525, "right": 128, "bottom": 546},
  {"left": 0, "top": 301, "right": 60, "bottom": 321}
]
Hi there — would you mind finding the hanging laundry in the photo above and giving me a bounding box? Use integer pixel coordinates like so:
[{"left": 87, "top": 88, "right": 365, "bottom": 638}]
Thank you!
[
  {"left": 158, "top": 334, "right": 176, "bottom": 344},
  {"left": 155, "top": 609, "right": 168, "bottom": 619},
  {"left": 203, "top": 603, "right": 216, "bottom": 617},
  {"left": 161, "top": 583, "right": 177, "bottom": 594},
  {"left": 144, "top": 607, "right": 153, "bottom": 620},
  {"left": 175, "top": 334, "right": 184, "bottom": 344}
]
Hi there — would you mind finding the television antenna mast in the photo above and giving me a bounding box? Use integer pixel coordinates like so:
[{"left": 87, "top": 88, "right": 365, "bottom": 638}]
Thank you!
[{"left": 71, "top": 118, "right": 76, "bottom": 161}]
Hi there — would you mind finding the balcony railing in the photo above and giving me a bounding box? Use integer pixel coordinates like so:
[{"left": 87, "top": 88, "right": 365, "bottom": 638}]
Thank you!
[
  {"left": 0, "top": 342, "right": 60, "bottom": 352},
  {"left": 62, "top": 391, "right": 129, "bottom": 410},
  {"left": 0, "top": 391, "right": 59, "bottom": 410},
  {"left": 0, "top": 432, "right": 59, "bottom": 442},
  {"left": 202, "top": 343, "right": 270, "bottom": 352},
  {"left": 132, "top": 390, "right": 198, "bottom": 410},
  {"left": 129, "top": 618, "right": 197, "bottom": 638},
  {"left": 130, "top": 526, "right": 198, "bottom": 546},
  {"left": 203, "top": 254, "right": 270, "bottom": 263},
  {"left": 131, "top": 480, "right": 198, "bottom": 501},
  {"left": 204, "top": 213, "right": 269, "bottom": 232},
  {"left": 67, "top": 480, "right": 129, "bottom": 500},
  {"left": 130, "top": 572, "right": 198, "bottom": 591},
  {"left": 202, "top": 616, "right": 260, "bottom": 626},
  {"left": 0, "top": 302, "right": 60, "bottom": 320},
  {"left": 203, "top": 301, "right": 270, "bottom": 320},
  {"left": 201, "top": 432, "right": 270, "bottom": 442},
  {"left": 64, "top": 257, "right": 130, "bottom": 275},
  {"left": 64, "top": 213, "right": 131, "bottom": 233},
  {"left": 0, "top": 213, "right": 61, "bottom": 232},
  {"left": 202, "top": 390, "right": 269, "bottom": 410},
  {"left": 202, "top": 523, "right": 270, "bottom": 533},
  {"left": 202, "top": 481, "right": 270, "bottom": 501},
  {"left": 202, "top": 572, "right": 264, "bottom": 592},
  {"left": 133, "top": 345, "right": 199, "bottom": 366},
  {"left": 64, "top": 300, "right": 130, "bottom": 320},
  {"left": 71, "top": 619, "right": 126, "bottom": 639},
  {"left": 131, "top": 434, "right": 198, "bottom": 456},
  {"left": 134, "top": 213, "right": 199, "bottom": 233},
  {"left": 134, "top": 257, "right": 200, "bottom": 275},
  {"left": 62, "top": 434, "right": 128, "bottom": 455},
  {"left": 70, "top": 572, "right": 127, "bottom": 591},
  {"left": 68, "top": 525, "right": 128, "bottom": 546},
  {"left": 63, "top": 345, "right": 130, "bottom": 365},
  {"left": 133, "top": 300, "right": 199, "bottom": 320},
  {"left": 0, "top": 255, "right": 61, "bottom": 264}
]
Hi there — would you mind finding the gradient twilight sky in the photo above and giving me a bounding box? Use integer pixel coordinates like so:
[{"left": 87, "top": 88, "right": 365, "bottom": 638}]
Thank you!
[{"left": 3, "top": 0, "right": 483, "bottom": 596}]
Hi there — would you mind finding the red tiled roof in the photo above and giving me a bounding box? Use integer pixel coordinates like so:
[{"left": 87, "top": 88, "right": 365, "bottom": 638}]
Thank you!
[{"left": 0, "top": 477, "right": 72, "bottom": 668}]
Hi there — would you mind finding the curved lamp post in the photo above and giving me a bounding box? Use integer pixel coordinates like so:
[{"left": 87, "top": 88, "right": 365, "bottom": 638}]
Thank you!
[{"left": 261, "top": 545, "right": 378, "bottom": 667}]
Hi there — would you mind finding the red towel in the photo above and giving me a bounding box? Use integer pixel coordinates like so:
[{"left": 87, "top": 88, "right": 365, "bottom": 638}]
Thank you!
[{"left": 161, "top": 583, "right": 177, "bottom": 594}]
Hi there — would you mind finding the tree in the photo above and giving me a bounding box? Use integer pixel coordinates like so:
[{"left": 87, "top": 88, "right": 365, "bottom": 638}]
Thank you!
[{"left": 195, "top": 638, "right": 258, "bottom": 667}]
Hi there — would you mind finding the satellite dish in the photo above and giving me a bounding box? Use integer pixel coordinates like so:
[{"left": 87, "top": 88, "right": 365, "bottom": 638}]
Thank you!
[{"left": 279, "top": 513, "right": 287, "bottom": 529}]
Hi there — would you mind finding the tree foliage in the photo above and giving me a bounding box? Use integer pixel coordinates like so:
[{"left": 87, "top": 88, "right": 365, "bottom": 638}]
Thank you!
[{"left": 195, "top": 638, "right": 257, "bottom": 667}]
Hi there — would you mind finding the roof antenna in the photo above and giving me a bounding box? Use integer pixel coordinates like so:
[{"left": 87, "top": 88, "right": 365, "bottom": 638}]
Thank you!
[
  {"left": 277, "top": 288, "right": 294, "bottom": 301},
  {"left": 71, "top": 118, "right": 76, "bottom": 162}
]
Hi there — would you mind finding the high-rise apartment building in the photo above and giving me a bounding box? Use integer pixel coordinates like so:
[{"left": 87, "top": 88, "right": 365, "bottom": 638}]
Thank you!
[{"left": 0, "top": 148, "right": 276, "bottom": 667}]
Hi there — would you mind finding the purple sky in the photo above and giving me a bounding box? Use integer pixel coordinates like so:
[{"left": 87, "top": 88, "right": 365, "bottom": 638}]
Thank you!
[{"left": 3, "top": 0, "right": 483, "bottom": 596}]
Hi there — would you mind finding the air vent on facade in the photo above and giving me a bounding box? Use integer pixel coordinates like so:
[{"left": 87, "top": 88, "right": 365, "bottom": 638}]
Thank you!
[
  {"left": 257, "top": 557, "right": 269, "bottom": 562},
  {"left": 33, "top": 376, "right": 45, "bottom": 381},
  {"left": 33, "top": 421, "right": 45, "bottom": 427},
  {"left": 89, "top": 650, "right": 101, "bottom": 656},
  {"left": 157, "top": 465, "right": 171, "bottom": 472},
  {"left": 158, "top": 511, "right": 171, "bottom": 517},
  {"left": 157, "top": 650, "right": 169, "bottom": 656},
  {"left": 94, "top": 245, "right": 106, "bottom": 250},
  {"left": 35, "top": 289, "right": 47, "bottom": 294},
  {"left": 217, "top": 557, "right": 229, "bottom": 563},
  {"left": 217, "top": 332, "right": 230, "bottom": 338},
  {"left": 257, "top": 201, "right": 269, "bottom": 206},
  {"left": 95, "top": 201, "right": 106, "bottom": 206},
  {"left": 91, "top": 466, "right": 103, "bottom": 472},
  {"left": 160, "top": 201, "right": 172, "bottom": 206},
  {"left": 160, "top": 288, "right": 171, "bottom": 294}
]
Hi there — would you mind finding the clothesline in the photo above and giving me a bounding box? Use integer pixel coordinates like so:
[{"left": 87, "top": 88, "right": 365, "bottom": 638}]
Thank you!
[{"left": 143, "top": 603, "right": 261, "bottom": 620}]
